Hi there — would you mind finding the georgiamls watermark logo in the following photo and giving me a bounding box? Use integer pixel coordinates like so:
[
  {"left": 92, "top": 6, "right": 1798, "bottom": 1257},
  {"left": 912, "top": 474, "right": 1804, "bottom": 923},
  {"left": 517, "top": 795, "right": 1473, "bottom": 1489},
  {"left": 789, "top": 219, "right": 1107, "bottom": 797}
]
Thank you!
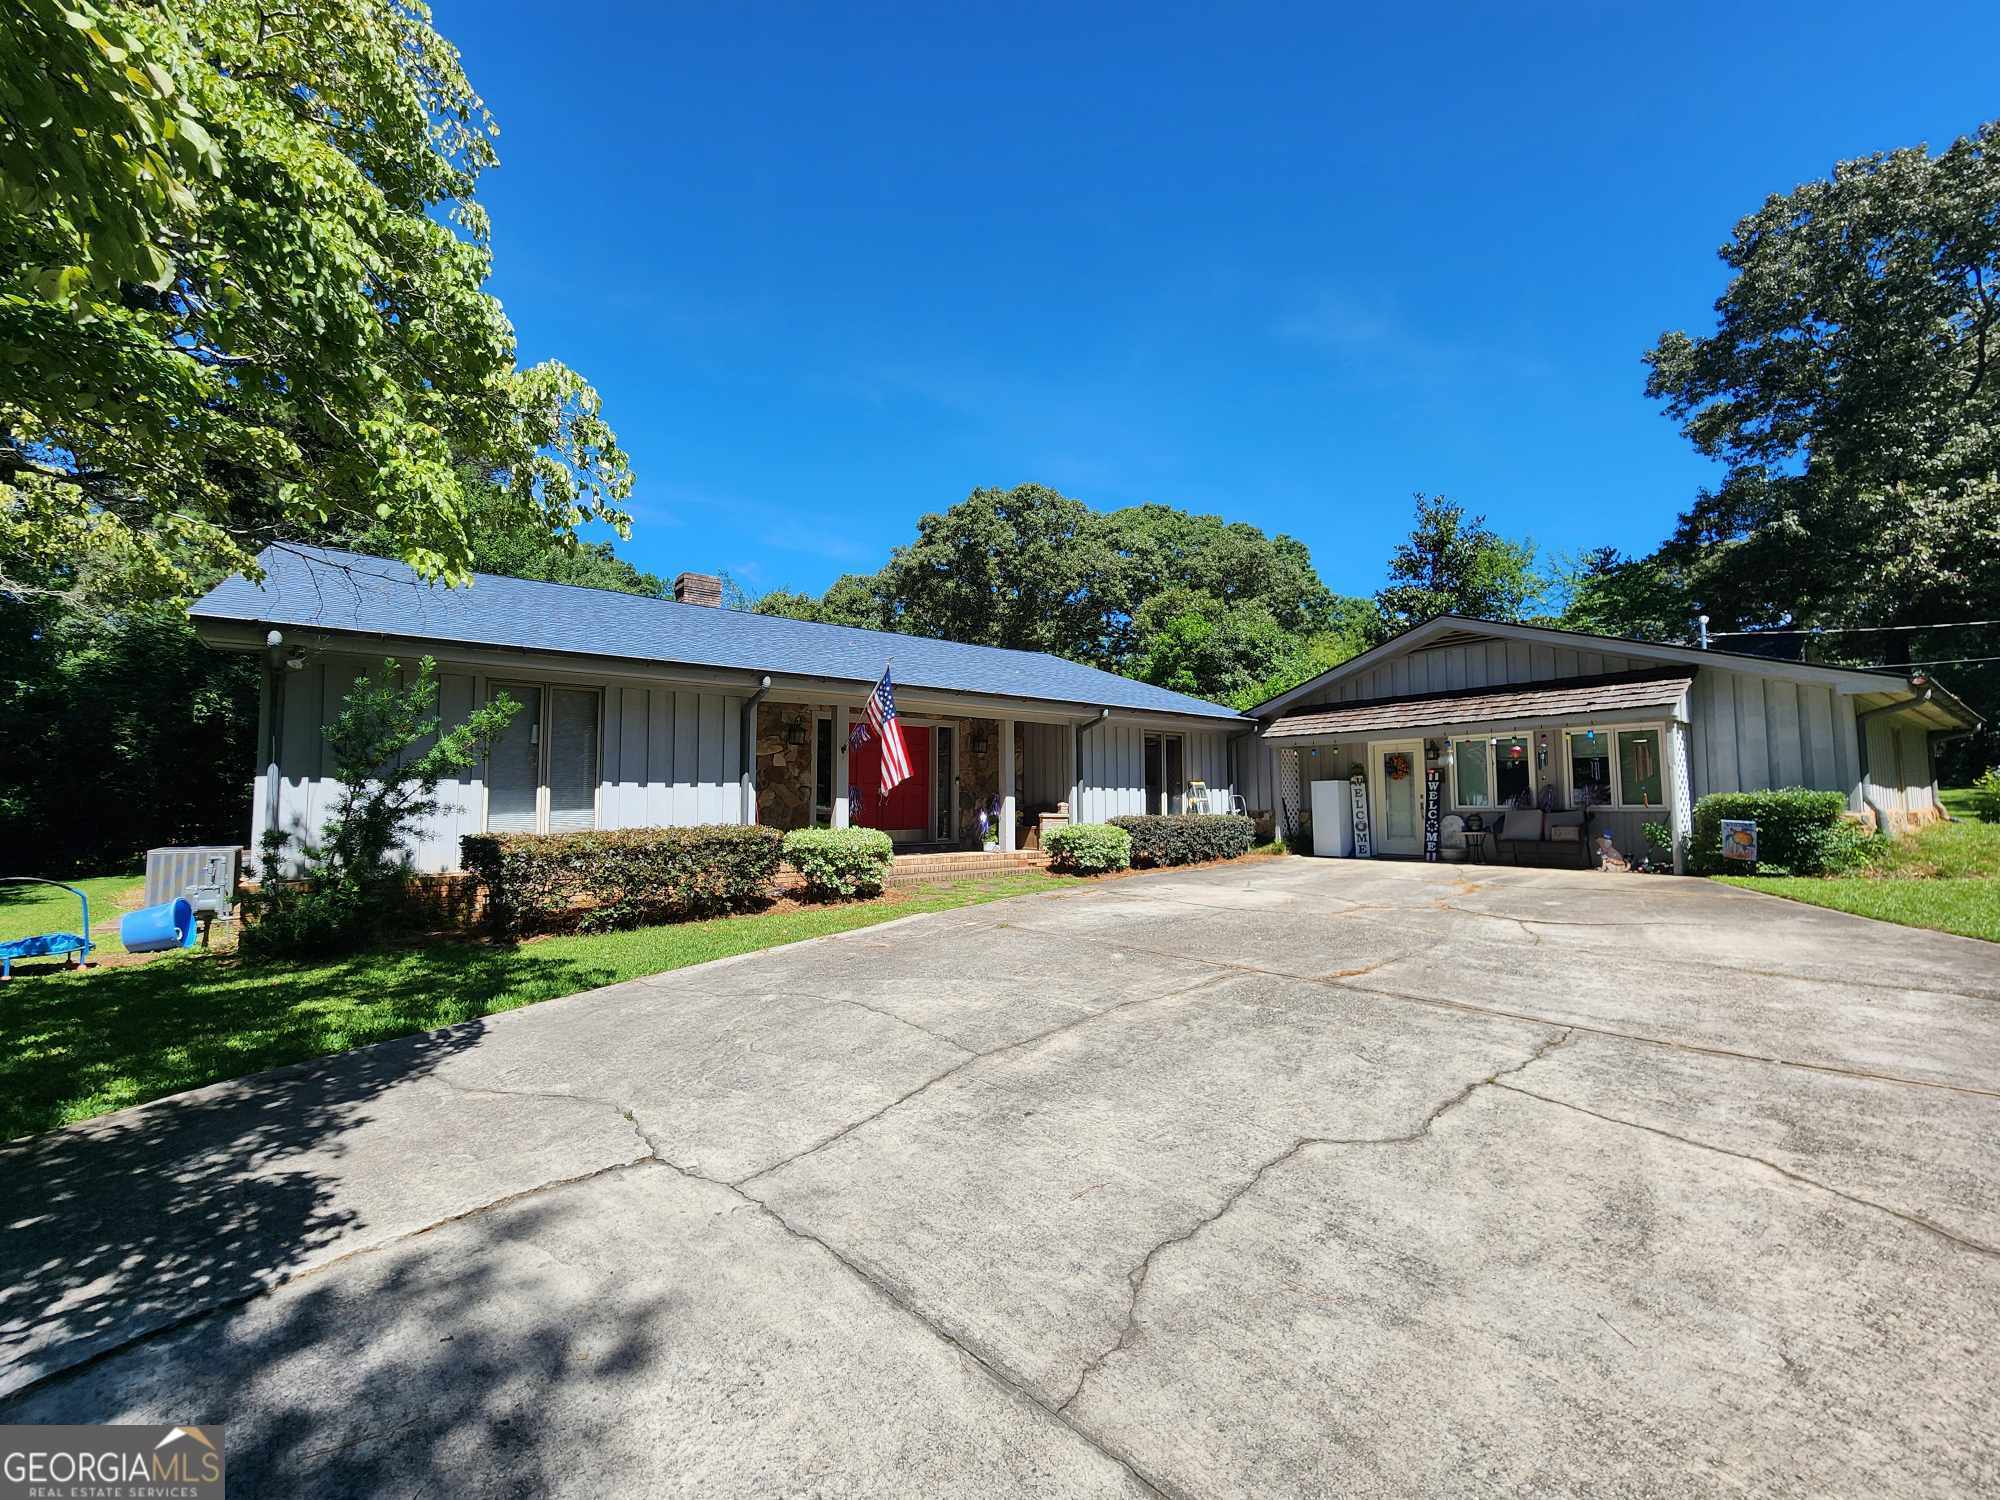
[{"left": 1, "top": 1424, "right": 224, "bottom": 1499}]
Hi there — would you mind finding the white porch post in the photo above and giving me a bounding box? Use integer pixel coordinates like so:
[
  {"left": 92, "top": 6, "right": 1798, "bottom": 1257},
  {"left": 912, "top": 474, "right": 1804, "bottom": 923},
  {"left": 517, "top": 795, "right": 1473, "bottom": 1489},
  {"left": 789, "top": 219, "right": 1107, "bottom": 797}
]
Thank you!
[
  {"left": 1000, "top": 717, "right": 1017, "bottom": 852},
  {"left": 1068, "top": 721, "right": 1080, "bottom": 818},
  {"left": 832, "top": 704, "right": 851, "bottom": 829}
]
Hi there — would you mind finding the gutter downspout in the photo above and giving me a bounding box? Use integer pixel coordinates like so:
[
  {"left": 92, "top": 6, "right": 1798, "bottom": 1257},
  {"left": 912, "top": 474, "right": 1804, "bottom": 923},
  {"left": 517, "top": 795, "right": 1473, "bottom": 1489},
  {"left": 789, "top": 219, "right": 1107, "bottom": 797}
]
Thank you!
[
  {"left": 740, "top": 675, "right": 772, "bottom": 824},
  {"left": 1855, "top": 683, "right": 1930, "bottom": 836},
  {"left": 262, "top": 630, "right": 287, "bottom": 872},
  {"left": 1073, "top": 707, "right": 1110, "bottom": 818}
]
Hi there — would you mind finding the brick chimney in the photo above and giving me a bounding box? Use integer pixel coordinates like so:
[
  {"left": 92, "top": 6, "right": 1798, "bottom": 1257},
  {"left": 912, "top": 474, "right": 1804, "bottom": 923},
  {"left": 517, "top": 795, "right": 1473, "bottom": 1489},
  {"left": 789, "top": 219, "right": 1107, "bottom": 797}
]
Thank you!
[{"left": 673, "top": 571, "right": 723, "bottom": 607}]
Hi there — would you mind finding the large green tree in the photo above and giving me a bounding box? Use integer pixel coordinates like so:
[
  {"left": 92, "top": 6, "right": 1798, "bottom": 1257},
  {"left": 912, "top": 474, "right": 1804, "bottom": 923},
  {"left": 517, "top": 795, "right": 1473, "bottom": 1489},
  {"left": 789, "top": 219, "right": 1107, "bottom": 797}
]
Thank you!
[
  {"left": 1638, "top": 121, "right": 1999, "bottom": 768},
  {"left": 751, "top": 484, "right": 1366, "bottom": 703},
  {"left": 354, "top": 470, "right": 667, "bottom": 597},
  {"left": 0, "top": 584, "right": 258, "bottom": 871},
  {"left": 1374, "top": 494, "right": 1543, "bottom": 630},
  {"left": 874, "top": 484, "right": 1112, "bottom": 655},
  {"left": 1, "top": 0, "right": 632, "bottom": 608},
  {"left": 753, "top": 573, "right": 891, "bottom": 629},
  {"left": 1642, "top": 121, "right": 2000, "bottom": 650}
]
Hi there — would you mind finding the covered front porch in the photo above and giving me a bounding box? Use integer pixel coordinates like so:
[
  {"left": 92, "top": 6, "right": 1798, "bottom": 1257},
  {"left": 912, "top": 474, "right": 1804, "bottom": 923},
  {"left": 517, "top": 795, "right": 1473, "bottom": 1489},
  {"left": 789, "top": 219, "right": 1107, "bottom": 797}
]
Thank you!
[
  {"left": 754, "top": 694, "right": 1243, "bottom": 852},
  {"left": 1264, "top": 669, "right": 1696, "bottom": 871},
  {"left": 753, "top": 701, "right": 1076, "bottom": 852}
]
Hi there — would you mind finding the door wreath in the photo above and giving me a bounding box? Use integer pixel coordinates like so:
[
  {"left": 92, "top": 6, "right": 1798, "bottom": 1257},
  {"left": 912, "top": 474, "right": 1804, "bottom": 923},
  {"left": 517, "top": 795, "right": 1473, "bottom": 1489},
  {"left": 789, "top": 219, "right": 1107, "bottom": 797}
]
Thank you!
[{"left": 1385, "top": 752, "right": 1412, "bottom": 782}]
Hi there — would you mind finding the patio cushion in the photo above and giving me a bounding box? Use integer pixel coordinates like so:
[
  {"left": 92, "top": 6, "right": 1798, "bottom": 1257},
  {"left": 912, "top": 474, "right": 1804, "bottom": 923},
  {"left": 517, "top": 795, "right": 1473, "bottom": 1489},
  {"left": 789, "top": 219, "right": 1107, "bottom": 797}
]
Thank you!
[
  {"left": 1546, "top": 811, "right": 1587, "bottom": 843},
  {"left": 1500, "top": 809, "right": 1544, "bottom": 841}
]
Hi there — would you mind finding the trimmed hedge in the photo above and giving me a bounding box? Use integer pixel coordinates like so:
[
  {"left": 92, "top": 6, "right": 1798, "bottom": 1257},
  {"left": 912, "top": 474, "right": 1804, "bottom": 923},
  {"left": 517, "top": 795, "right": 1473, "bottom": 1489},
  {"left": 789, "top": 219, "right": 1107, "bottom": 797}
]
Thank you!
[
  {"left": 1689, "top": 789, "right": 1873, "bottom": 876},
  {"left": 782, "top": 826, "right": 895, "bottom": 900},
  {"left": 1044, "top": 822, "right": 1132, "bottom": 874},
  {"left": 461, "top": 825, "right": 781, "bottom": 935},
  {"left": 1108, "top": 813, "right": 1256, "bottom": 868}
]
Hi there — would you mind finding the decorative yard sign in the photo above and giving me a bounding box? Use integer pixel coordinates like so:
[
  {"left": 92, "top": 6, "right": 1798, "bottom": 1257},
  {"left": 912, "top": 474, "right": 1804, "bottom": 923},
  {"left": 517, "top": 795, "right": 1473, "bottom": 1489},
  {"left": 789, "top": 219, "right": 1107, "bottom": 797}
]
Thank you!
[
  {"left": 1720, "top": 819, "right": 1758, "bottom": 864},
  {"left": 1422, "top": 767, "right": 1442, "bottom": 861},
  {"left": 1349, "top": 770, "right": 1373, "bottom": 858}
]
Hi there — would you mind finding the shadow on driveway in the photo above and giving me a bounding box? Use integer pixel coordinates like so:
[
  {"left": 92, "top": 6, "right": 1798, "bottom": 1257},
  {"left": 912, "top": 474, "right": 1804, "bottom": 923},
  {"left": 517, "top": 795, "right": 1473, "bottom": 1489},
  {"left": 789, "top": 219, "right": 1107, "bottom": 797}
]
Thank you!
[{"left": 0, "top": 947, "right": 623, "bottom": 1395}]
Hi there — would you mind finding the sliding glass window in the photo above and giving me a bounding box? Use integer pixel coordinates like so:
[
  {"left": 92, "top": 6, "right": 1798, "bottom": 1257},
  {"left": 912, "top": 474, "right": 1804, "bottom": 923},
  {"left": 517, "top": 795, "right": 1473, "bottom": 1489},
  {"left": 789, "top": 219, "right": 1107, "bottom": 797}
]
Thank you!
[{"left": 485, "top": 683, "right": 601, "bottom": 834}]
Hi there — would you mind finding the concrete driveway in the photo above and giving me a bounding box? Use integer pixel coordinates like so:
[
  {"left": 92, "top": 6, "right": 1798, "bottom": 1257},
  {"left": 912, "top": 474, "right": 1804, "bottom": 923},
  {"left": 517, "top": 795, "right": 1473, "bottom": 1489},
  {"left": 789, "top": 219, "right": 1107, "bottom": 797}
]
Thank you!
[{"left": 3, "top": 859, "right": 1998, "bottom": 1497}]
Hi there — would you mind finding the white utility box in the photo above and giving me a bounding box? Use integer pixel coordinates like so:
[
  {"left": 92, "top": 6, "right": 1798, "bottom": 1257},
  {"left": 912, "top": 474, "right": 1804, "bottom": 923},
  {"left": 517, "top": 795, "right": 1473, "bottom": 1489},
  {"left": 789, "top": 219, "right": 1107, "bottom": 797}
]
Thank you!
[{"left": 1310, "top": 778, "right": 1356, "bottom": 857}]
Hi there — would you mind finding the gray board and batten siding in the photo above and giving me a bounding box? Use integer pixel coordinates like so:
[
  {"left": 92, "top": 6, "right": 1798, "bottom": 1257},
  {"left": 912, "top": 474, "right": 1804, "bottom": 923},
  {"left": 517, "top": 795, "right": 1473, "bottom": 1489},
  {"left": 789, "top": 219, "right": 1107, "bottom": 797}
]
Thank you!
[
  {"left": 202, "top": 547, "right": 1253, "bottom": 873},
  {"left": 1240, "top": 617, "right": 1974, "bottom": 840}
]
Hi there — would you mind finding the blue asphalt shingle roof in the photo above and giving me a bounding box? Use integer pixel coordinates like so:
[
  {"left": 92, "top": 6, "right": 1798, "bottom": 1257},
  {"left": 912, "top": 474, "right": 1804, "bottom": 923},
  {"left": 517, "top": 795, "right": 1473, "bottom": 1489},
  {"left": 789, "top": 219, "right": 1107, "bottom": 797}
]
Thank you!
[{"left": 190, "top": 546, "right": 1246, "bottom": 721}]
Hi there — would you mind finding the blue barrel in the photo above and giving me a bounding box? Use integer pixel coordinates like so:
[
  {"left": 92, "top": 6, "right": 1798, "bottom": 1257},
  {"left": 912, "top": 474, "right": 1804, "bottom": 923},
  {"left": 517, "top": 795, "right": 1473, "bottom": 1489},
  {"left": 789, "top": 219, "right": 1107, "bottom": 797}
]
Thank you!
[{"left": 121, "top": 899, "right": 196, "bottom": 953}]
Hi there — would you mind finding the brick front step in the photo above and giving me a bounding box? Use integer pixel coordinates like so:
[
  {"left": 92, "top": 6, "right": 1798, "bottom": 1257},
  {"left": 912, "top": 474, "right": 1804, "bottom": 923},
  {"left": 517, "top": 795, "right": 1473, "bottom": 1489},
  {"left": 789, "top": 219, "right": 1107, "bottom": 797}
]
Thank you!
[{"left": 884, "top": 850, "right": 1048, "bottom": 886}]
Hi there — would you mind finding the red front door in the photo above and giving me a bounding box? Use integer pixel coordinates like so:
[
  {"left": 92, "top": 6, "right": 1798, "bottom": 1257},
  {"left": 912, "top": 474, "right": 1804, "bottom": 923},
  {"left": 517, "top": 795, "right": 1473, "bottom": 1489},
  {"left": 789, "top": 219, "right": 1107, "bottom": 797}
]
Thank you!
[{"left": 851, "top": 725, "right": 933, "bottom": 835}]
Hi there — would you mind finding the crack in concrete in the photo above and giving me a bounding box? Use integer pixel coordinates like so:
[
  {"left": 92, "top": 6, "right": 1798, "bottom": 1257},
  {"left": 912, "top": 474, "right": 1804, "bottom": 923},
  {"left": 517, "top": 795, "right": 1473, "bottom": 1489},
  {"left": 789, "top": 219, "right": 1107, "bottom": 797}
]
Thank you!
[
  {"left": 1485, "top": 911, "right": 1716, "bottom": 931},
  {"left": 10, "top": 861, "right": 1990, "bottom": 1492},
  {"left": 0, "top": 1154, "right": 662, "bottom": 1408},
  {"left": 1493, "top": 1082, "right": 2000, "bottom": 1261},
  {"left": 1083, "top": 891, "right": 1399, "bottom": 920},
  {"left": 732, "top": 967, "right": 1243, "bottom": 1191},
  {"left": 426, "top": 1072, "right": 668, "bottom": 1152},
  {"left": 1435, "top": 903, "right": 1546, "bottom": 944},
  {"left": 652, "top": 1157, "right": 1179, "bottom": 1499},
  {"left": 1061, "top": 933, "right": 2000, "bottom": 1102},
  {"left": 1320, "top": 955, "right": 1411, "bottom": 981},
  {"left": 786, "top": 989, "right": 980, "bottom": 1056},
  {"left": 1056, "top": 1026, "right": 1575, "bottom": 1414},
  {"left": 2, "top": 1083, "right": 1182, "bottom": 1498}
]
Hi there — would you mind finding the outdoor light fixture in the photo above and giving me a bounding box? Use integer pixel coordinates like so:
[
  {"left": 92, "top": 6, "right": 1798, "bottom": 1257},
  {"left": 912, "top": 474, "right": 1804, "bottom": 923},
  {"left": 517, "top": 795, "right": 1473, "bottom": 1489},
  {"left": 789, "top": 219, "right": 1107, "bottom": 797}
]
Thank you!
[{"left": 784, "top": 720, "right": 807, "bottom": 747}]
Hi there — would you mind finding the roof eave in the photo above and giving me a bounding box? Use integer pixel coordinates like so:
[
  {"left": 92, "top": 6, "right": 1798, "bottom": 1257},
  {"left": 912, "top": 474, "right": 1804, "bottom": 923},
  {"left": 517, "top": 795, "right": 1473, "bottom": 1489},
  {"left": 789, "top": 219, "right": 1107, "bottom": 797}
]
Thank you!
[
  {"left": 190, "top": 613, "right": 1251, "bottom": 724},
  {"left": 1246, "top": 613, "right": 1958, "bottom": 715}
]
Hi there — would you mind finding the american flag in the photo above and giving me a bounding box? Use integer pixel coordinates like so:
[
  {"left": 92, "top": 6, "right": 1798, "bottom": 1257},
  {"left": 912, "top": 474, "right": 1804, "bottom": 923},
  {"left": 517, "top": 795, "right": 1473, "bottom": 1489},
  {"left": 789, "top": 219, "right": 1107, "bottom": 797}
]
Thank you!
[{"left": 865, "top": 668, "right": 912, "bottom": 794}]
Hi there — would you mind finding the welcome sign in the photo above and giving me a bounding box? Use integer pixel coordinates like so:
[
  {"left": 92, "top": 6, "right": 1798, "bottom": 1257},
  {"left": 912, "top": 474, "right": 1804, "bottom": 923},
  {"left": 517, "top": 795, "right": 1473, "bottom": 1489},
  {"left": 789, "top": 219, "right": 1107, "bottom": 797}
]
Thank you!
[
  {"left": 1423, "top": 767, "right": 1442, "bottom": 861},
  {"left": 1348, "top": 770, "right": 1372, "bottom": 858}
]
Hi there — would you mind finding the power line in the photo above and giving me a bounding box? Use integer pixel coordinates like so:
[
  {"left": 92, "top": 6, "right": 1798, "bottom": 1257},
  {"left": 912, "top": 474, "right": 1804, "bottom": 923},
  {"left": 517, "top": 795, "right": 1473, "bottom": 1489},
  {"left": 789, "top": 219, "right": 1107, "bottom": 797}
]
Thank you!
[
  {"left": 1708, "top": 618, "right": 2000, "bottom": 636},
  {"left": 1851, "top": 655, "right": 2000, "bottom": 669}
]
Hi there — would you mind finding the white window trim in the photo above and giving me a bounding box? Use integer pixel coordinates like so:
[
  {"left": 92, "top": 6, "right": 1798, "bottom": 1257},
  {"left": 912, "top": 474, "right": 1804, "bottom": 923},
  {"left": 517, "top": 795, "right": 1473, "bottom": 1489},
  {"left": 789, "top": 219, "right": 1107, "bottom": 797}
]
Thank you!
[
  {"left": 1450, "top": 733, "right": 1534, "bottom": 811},
  {"left": 1561, "top": 723, "right": 1667, "bottom": 812}
]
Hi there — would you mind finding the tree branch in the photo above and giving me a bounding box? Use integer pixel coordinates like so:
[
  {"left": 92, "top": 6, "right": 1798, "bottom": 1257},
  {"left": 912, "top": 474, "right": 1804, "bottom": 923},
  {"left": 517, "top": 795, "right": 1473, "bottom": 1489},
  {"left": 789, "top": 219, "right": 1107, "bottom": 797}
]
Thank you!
[{"left": 1967, "top": 264, "right": 1994, "bottom": 400}]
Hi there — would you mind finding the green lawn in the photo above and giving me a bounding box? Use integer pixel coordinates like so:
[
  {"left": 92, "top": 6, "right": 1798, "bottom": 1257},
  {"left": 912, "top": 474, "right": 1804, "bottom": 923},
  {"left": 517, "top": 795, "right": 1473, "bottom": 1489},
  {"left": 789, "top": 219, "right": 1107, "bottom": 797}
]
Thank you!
[
  {"left": 1713, "top": 787, "right": 1999, "bottom": 943},
  {"left": 0, "top": 869, "right": 1075, "bottom": 1141}
]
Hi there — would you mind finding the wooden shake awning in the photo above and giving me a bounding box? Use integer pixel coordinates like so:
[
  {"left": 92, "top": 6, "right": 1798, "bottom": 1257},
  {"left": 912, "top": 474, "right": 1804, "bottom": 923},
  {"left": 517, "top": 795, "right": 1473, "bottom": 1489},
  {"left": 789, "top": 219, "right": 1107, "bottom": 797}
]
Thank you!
[{"left": 1261, "top": 667, "right": 1694, "bottom": 740}]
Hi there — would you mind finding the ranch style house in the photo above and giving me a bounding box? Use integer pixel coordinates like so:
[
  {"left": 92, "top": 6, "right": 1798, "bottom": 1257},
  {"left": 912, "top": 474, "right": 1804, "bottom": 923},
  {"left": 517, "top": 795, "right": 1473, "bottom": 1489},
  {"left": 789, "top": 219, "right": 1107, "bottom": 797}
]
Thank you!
[{"left": 190, "top": 547, "right": 1980, "bottom": 876}]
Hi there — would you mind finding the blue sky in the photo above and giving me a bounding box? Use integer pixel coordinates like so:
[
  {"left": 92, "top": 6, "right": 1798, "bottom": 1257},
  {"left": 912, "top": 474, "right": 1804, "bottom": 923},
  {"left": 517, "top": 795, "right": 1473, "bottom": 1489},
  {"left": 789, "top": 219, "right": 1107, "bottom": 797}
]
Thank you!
[{"left": 445, "top": 0, "right": 2000, "bottom": 602}]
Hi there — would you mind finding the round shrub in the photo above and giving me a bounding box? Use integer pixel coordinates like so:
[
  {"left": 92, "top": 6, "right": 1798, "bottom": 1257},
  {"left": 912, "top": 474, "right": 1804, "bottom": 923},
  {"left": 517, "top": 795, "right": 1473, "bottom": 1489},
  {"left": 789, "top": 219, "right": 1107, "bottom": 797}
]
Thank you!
[
  {"left": 1044, "top": 822, "right": 1132, "bottom": 874},
  {"left": 782, "top": 826, "right": 895, "bottom": 900},
  {"left": 1688, "top": 788, "right": 1876, "bottom": 876}
]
